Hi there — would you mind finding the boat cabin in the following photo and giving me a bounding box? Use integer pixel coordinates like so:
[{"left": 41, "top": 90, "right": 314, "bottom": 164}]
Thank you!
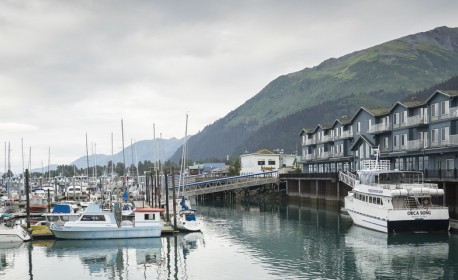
[{"left": 134, "top": 208, "right": 164, "bottom": 226}]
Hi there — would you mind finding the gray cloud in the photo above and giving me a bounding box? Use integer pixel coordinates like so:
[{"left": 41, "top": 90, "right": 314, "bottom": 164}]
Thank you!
[{"left": 1, "top": 0, "right": 458, "bottom": 171}]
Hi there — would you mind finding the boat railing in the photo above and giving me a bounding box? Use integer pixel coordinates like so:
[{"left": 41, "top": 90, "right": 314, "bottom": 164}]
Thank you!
[
  {"left": 361, "top": 160, "right": 390, "bottom": 171},
  {"left": 376, "top": 183, "right": 439, "bottom": 190},
  {"left": 393, "top": 205, "right": 447, "bottom": 210}
]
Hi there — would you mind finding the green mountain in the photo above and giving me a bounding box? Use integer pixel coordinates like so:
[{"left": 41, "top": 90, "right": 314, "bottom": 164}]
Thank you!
[{"left": 171, "top": 26, "right": 458, "bottom": 162}]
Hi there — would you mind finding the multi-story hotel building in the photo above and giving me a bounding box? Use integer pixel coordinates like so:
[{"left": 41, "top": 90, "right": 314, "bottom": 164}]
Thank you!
[{"left": 300, "top": 89, "right": 458, "bottom": 177}]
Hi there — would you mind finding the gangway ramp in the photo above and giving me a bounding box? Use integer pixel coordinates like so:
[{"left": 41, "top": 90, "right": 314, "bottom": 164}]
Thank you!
[
  {"left": 179, "top": 171, "right": 279, "bottom": 196},
  {"left": 338, "top": 171, "right": 357, "bottom": 188}
]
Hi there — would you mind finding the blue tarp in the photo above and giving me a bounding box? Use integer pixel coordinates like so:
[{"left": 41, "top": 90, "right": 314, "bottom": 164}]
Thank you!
[{"left": 52, "top": 204, "right": 72, "bottom": 213}]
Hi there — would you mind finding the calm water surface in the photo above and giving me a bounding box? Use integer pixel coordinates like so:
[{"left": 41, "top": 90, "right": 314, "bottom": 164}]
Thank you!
[{"left": 1, "top": 200, "right": 457, "bottom": 280}]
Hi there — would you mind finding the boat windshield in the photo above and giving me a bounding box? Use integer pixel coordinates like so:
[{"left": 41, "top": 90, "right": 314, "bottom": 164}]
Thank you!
[{"left": 359, "top": 171, "right": 423, "bottom": 186}]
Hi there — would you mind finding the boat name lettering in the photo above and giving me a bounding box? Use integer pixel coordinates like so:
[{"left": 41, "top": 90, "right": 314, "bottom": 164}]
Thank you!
[
  {"left": 368, "top": 189, "right": 383, "bottom": 194},
  {"left": 407, "top": 210, "right": 431, "bottom": 215}
]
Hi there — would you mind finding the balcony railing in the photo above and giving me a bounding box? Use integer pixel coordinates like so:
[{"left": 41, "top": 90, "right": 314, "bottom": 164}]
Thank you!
[
  {"left": 367, "top": 123, "right": 391, "bottom": 134},
  {"left": 304, "top": 154, "right": 315, "bottom": 161},
  {"left": 317, "top": 135, "right": 334, "bottom": 143},
  {"left": 303, "top": 138, "right": 316, "bottom": 145},
  {"left": 317, "top": 152, "right": 330, "bottom": 160},
  {"left": 406, "top": 139, "right": 425, "bottom": 151},
  {"left": 401, "top": 115, "right": 428, "bottom": 127}
]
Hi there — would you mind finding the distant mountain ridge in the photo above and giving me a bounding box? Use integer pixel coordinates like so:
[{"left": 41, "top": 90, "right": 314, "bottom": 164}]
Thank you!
[
  {"left": 171, "top": 26, "right": 458, "bottom": 162},
  {"left": 70, "top": 137, "right": 184, "bottom": 169}
]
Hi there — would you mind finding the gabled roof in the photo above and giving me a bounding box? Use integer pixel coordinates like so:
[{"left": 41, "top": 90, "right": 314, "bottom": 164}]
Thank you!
[
  {"left": 350, "top": 107, "right": 390, "bottom": 122},
  {"left": 425, "top": 89, "right": 458, "bottom": 103},
  {"left": 390, "top": 100, "right": 425, "bottom": 111},
  {"left": 331, "top": 117, "right": 351, "bottom": 128},
  {"left": 317, "top": 123, "right": 332, "bottom": 130},
  {"left": 300, "top": 128, "right": 313, "bottom": 136},
  {"left": 255, "top": 148, "right": 273, "bottom": 154},
  {"left": 350, "top": 135, "right": 377, "bottom": 151}
]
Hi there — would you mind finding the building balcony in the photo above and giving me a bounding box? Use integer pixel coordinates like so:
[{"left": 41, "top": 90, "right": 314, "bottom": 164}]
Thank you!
[
  {"left": 367, "top": 123, "right": 391, "bottom": 134},
  {"left": 339, "top": 130, "right": 353, "bottom": 139},
  {"left": 401, "top": 115, "right": 428, "bottom": 127},
  {"left": 317, "top": 135, "right": 334, "bottom": 143},
  {"left": 304, "top": 154, "right": 315, "bottom": 161},
  {"left": 303, "top": 138, "right": 316, "bottom": 146},
  {"left": 406, "top": 139, "right": 425, "bottom": 151},
  {"left": 331, "top": 152, "right": 344, "bottom": 158},
  {"left": 317, "top": 152, "right": 330, "bottom": 160}
]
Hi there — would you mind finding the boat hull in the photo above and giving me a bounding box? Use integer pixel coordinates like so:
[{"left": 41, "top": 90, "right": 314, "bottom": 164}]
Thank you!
[
  {"left": 175, "top": 219, "right": 203, "bottom": 232},
  {"left": 346, "top": 206, "right": 449, "bottom": 233},
  {"left": 0, "top": 226, "right": 32, "bottom": 242},
  {"left": 50, "top": 224, "right": 162, "bottom": 240}
]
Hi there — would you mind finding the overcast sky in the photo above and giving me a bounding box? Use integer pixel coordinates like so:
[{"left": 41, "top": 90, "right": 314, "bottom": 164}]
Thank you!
[{"left": 1, "top": 0, "right": 458, "bottom": 173}]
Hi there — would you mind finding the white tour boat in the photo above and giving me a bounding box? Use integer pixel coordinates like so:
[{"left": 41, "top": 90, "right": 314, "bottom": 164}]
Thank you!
[
  {"left": 340, "top": 159, "right": 449, "bottom": 233},
  {"left": 50, "top": 204, "right": 163, "bottom": 240}
]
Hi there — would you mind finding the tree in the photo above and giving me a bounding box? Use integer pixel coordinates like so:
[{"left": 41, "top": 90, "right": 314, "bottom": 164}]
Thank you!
[{"left": 228, "top": 158, "right": 241, "bottom": 176}]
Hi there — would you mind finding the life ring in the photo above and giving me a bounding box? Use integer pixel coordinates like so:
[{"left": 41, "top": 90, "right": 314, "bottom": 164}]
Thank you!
[{"left": 422, "top": 198, "right": 430, "bottom": 206}]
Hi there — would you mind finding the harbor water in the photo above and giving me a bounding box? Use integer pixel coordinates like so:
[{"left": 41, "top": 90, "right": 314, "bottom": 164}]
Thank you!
[{"left": 1, "top": 200, "right": 458, "bottom": 280}]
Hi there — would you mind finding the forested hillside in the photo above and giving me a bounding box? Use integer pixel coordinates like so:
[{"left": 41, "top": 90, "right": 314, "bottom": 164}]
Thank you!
[{"left": 171, "top": 26, "right": 458, "bottom": 162}]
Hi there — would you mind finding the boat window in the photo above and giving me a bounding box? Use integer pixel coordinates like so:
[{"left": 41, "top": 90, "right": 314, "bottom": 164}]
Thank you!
[
  {"left": 144, "top": 213, "right": 156, "bottom": 220},
  {"left": 81, "top": 215, "right": 106, "bottom": 221},
  {"left": 48, "top": 216, "right": 59, "bottom": 222}
]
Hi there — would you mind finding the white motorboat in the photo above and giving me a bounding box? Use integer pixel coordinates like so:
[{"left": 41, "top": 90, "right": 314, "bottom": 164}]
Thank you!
[
  {"left": 0, "top": 224, "right": 32, "bottom": 242},
  {"left": 50, "top": 204, "right": 163, "bottom": 240},
  {"left": 340, "top": 159, "right": 449, "bottom": 233}
]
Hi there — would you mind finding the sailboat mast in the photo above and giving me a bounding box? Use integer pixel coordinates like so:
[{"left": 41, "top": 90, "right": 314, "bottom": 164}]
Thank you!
[
  {"left": 178, "top": 114, "right": 188, "bottom": 197},
  {"left": 85, "top": 133, "right": 90, "bottom": 179},
  {"left": 121, "top": 119, "right": 126, "bottom": 194},
  {"left": 47, "top": 146, "right": 51, "bottom": 182},
  {"left": 111, "top": 132, "right": 114, "bottom": 184}
]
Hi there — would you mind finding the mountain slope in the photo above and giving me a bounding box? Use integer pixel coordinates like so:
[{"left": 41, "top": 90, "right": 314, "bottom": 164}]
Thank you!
[{"left": 171, "top": 26, "right": 458, "bottom": 162}]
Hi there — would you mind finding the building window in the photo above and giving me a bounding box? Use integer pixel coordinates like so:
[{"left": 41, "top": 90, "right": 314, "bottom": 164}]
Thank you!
[
  {"left": 431, "top": 103, "right": 439, "bottom": 117},
  {"left": 401, "top": 134, "right": 407, "bottom": 146},
  {"left": 393, "top": 135, "right": 400, "bottom": 147},
  {"left": 384, "top": 137, "right": 389, "bottom": 149},
  {"left": 401, "top": 111, "right": 407, "bottom": 124},
  {"left": 441, "top": 127, "right": 450, "bottom": 141},
  {"left": 357, "top": 122, "right": 361, "bottom": 133},
  {"left": 268, "top": 160, "right": 275, "bottom": 165},
  {"left": 431, "top": 129, "right": 439, "bottom": 143},
  {"left": 394, "top": 113, "right": 399, "bottom": 125},
  {"left": 441, "top": 101, "right": 450, "bottom": 115},
  {"left": 257, "top": 160, "right": 266, "bottom": 165}
]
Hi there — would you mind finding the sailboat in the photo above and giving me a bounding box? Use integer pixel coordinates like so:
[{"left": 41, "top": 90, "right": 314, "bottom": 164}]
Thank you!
[{"left": 171, "top": 114, "right": 203, "bottom": 232}]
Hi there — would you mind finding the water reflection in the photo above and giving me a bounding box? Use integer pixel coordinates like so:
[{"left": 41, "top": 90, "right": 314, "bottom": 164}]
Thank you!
[
  {"left": 47, "top": 238, "right": 163, "bottom": 274},
  {"left": 1, "top": 200, "right": 457, "bottom": 279},
  {"left": 345, "top": 226, "right": 451, "bottom": 279},
  {"left": 0, "top": 242, "right": 24, "bottom": 272}
]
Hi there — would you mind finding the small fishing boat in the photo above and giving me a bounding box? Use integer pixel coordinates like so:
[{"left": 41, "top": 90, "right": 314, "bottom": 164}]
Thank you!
[
  {"left": 0, "top": 224, "right": 32, "bottom": 243},
  {"left": 29, "top": 194, "right": 48, "bottom": 213},
  {"left": 50, "top": 204, "right": 163, "bottom": 240}
]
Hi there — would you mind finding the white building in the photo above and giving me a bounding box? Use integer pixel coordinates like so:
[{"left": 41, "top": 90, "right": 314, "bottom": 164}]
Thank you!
[{"left": 240, "top": 149, "right": 296, "bottom": 175}]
